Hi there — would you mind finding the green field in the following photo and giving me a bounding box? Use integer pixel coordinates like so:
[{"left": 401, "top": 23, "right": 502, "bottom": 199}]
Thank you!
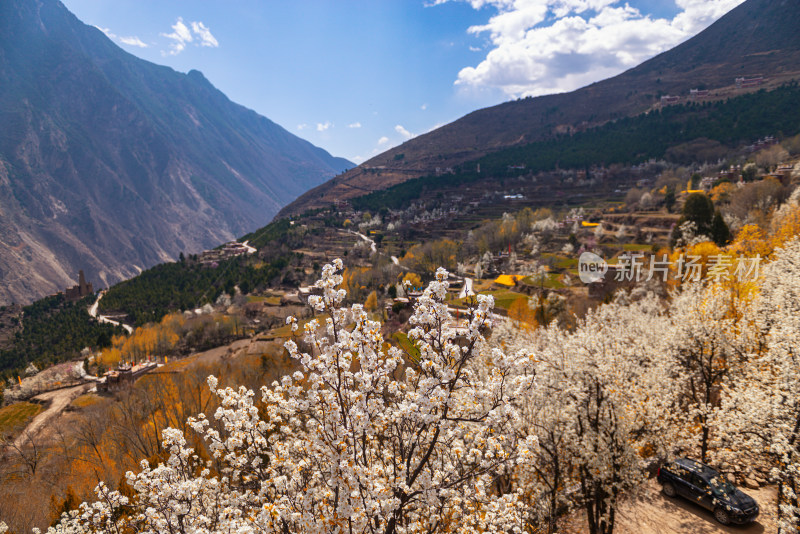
[
  {"left": 521, "top": 273, "right": 565, "bottom": 289},
  {"left": 265, "top": 314, "right": 332, "bottom": 340},
  {"left": 541, "top": 253, "right": 578, "bottom": 269},
  {"left": 455, "top": 289, "right": 528, "bottom": 310},
  {"left": 622, "top": 243, "right": 654, "bottom": 252},
  {"left": 247, "top": 295, "right": 282, "bottom": 306},
  {"left": 0, "top": 402, "right": 43, "bottom": 437}
]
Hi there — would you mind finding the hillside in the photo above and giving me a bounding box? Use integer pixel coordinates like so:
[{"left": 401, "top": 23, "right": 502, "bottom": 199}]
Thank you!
[
  {"left": 3, "top": 157, "right": 800, "bottom": 531},
  {"left": 0, "top": 0, "right": 351, "bottom": 305},
  {"left": 351, "top": 84, "right": 800, "bottom": 212},
  {"left": 279, "top": 0, "right": 800, "bottom": 216}
]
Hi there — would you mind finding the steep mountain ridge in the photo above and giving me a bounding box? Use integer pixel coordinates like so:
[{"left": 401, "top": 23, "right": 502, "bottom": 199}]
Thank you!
[
  {"left": 0, "top": 0, "right": 351, "bottom": 305},
  {"left": 279, "top": 0, "right": 800, "bottom": 216}
]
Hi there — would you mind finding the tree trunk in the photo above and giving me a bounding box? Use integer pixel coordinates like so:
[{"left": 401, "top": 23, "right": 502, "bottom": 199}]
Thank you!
[{"left": 700, "top": 422, "right": 709, "bottom": 463}]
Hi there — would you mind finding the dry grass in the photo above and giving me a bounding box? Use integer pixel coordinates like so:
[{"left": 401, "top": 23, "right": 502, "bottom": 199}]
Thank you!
[
  {"left": 248, "top": 295, "right": 282, "bottom": 306},
  {"left": 265, "top": 314, "right": 330, "bottom": 340},
  {"left": 69, "top": 394, "right": 102, "bottom": 409}
]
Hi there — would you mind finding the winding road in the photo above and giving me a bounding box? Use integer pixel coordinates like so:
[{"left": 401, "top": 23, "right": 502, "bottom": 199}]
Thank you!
[
  {"left": 348, "top": 230, "right": 377, "bottom": 254},
  {"left": 89, "top": 291, "right": 133, "bottom": 334}
]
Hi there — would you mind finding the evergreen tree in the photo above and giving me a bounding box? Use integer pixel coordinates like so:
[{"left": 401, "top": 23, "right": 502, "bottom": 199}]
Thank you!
[
  {"left": 664, "top": 188, "right": 676, "bottom": 213},
  {"left": 711, "top": 210, "right": 732, "bottom": 246},
  {"left": 682, "top": 192, "right": 715, "bottom": 236}
]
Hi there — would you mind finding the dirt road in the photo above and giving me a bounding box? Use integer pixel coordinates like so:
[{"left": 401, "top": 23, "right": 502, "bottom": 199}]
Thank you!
[
  {"left": 564, "top": 479, "right": 777, "bottom": 533},
  {"left": 13, "top": 382, "right": 94, "bottom": 448},
  {"left": 89, "top": 291, "right": 133, "bottom": 334}
]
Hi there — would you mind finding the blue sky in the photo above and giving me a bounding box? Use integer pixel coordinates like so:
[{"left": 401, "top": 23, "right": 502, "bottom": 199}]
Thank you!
[{"left": 61, "top": 0, "right": 745, "bottom": 164}]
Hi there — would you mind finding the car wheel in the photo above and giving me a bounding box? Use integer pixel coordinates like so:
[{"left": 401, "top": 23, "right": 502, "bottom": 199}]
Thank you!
[
  {"left": 714, "top": 507, "right": 731, "bottom": 525},
  {"left": 662, "top": 482, "right": 677, "bottom": 497}
]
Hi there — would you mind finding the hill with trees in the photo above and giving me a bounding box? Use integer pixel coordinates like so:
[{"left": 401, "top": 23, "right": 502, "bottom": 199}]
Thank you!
[
  {"left": 97, "top": 217, "right": 323, "bottom": 325},
  {"left": 0, "top": 294, "right": 122, "bottom": 382},
  {"left": 97, "top": 254, "right": 290, "bottom": 327},
  {"left": 280, "top": 0, "right": 800, "bottom": 216},
  {"left": 23, "top": 230, "right": 800, "bottom": 533},
  {"left": 352, "top": 83, "right": 800, "bottom": 212}
]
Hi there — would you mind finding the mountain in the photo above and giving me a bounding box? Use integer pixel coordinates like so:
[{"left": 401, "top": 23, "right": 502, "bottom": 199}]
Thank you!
[
  {"left": 280, "top": 0, "right": 800, "bottom": 216},
  {"left": 0, "top": 0, "right": 351, "bottom": 305}
]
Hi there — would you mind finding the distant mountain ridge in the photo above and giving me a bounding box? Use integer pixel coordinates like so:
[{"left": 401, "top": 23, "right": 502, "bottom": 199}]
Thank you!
[
  {"left": 280, "top": 0, "right": 800, "bottom": 216},
  {"left": 0, "top": 0, "right": 351, "bottom": 305}
]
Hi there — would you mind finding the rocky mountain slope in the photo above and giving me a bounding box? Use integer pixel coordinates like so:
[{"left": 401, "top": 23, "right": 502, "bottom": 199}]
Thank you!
[
  {"left": 280, "top": 0, "right": 800, "bottom": 216},
  {"left": 0, "top": 0, "right": 351, "bottom": 305}
]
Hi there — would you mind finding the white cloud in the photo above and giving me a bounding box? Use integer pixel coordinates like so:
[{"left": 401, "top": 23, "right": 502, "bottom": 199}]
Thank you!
[
  {"left": 445, "top": 0, "right": 745, "bottom": 98},
  {"left": 191, "top": 21, "right": 219, "bottom": 47},
  {"left": 96, "top": 25, "right": 149, "bottom": 49},
  {"left": 162, "top": 18, "right": 219, "bottom": 55},
  {"left": 395, "top": 125, "right": 414, "bottom": 139},
  {"left": 378, "top": 136, "right": 390, "bottom": 145},
  {"left": 297, "top": 123, "right": 309, "bottom": 130},
  {"left": 351, "top": 155, "right": 365, "bottom": 164},
  {"left": 162, "top": 18, "right": 193, "bottom": 55},
  {"left": 424, "top": 121, "right": 448, "bottom": 134},
  {"left": 95, "top": 26, "right": 116, "bottom": 39},
  {"left": 317, "top": 122, "right": 333, "bottom": 132},
  {"left": 119, "top": 36, "right": 148, "bottom": 48},
  {"left": 421, "top": 103, "right": 428, "bottom": 110},
  {"left": 347, "top": 122, "right": 362, "bottom": 128}
]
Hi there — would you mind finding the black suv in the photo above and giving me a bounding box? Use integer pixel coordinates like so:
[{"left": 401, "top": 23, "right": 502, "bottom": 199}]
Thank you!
[{"left": 657, "top": 458, "right": 759, "bottom": 525}]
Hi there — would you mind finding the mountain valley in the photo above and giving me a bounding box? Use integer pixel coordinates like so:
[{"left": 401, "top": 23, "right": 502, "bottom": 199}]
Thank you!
[
  {"left": 0, "top": 0, "right": 351, "bottom": 305},
  {"left": 3, "top": 0, "right": 800, "bottom": 532}
]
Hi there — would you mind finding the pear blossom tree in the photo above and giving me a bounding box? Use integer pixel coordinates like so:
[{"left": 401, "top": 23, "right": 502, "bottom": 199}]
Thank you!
[
  {"left": 47, "top": 260, "right": 536, "bottom": 534},
  {"left": 491, "top": 322, "right": 574, "bottom": 534},
  {"left": 494, "top": 294, "right": 673, "bottom": 534},
  {"left": 716, "top": 239, "right": 800, "bottom": 532},
  {"left": 666, "top": 283, "right": 743, "bottom": 462},
  {"left": 517, "top": 339, "right": 576, "bottom": 534},
  {"left": 556, "top": 296, "right": 672, "bottom": 534}
]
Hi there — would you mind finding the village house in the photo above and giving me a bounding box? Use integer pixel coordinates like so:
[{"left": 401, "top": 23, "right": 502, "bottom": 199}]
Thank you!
[
  {"left": 735, "top": 75, "right": 764, "bottom": 89},
  {"left": 699, "top": 176, "right": 717, "bottom": 191}
]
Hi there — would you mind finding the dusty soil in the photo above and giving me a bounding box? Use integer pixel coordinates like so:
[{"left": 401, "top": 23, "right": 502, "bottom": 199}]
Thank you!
[
  {"left": 563, "top": 479, "right": 778, "bottom": 534},
  {"left": 13, "top": 382, "right": 94, "bottom": 448},
  {"left": 189, "top": 338, "right": 253, "bottom": 366}
]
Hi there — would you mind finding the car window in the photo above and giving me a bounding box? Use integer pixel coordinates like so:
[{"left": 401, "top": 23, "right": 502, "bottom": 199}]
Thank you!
[
  {"left": 709, "top": 476, "right": 736, "bottom": 495},
  {"left": 691, "top": 473, "right": 709, "bottom": 490},
  {"left": 671, "top": 464, "right": 691, "bottom": 478}
]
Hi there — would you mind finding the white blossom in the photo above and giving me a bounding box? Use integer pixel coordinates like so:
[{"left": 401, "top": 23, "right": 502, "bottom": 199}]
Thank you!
[
  {"left": 715, "top": 239, "right": 800, "bottom": 532},
  {"left": 51, "top": 261, "right": 536, "bottom": 534}
]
